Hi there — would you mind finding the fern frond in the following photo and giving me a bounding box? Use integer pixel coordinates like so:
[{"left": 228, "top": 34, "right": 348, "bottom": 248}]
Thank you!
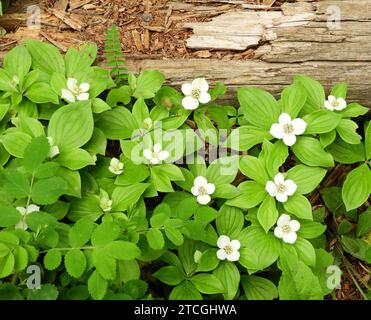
[{"left": 104, "top": 24, "right": 128, "bottom": 84}]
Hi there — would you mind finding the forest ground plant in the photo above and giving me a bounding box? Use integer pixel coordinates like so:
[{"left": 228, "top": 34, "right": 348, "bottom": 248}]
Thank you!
[{"left": 0, "top": 36, "right": 369, "bottom": 300}]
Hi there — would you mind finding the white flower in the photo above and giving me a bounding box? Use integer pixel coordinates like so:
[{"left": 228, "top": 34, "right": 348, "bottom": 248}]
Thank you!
[
  {"left": 265, "top": 173, "right": 297, "bottom": 203},
  {"left": 191, "top": 176, "right": 215, "bottom": 205},
  {"left": 143, "top": 143, "right": 169, "bottom": 165},
  {"left": 270, "top": 113, "right": 307, "bottom": 146},
  {"left": 61, "top": 77, "right": 90, "bottom": 103},
  {"left": 47, "top": 137, "right": 60, "bottom": 158},
  {"left": 142, "top": 117, "right": 153, "bottom": 130},
  {"left": 216, "top": 235, "right": 240, "bottom": 262},
  {"left": 324, "top": 95, "right": 347, "bottom": 111},
  {"left": 194, "top": 250, "right": 203, "bottom": 263},
  {"left": 11, "top": 75, "right": 20, "bottom": 87},
  {"left": 274, "top": 214, "right": 300, "bottom": 244},
  {"left": 181, "top": 78, "right": 211, "bottom": 110},
  {"left": 109, "top": 157, "right": 124, "bottom": 175},
  {"left": 100, "top": 197, "right": 112, "bottom": 212},
  {"left": 15, "top": 204, "right": 40, "bottom": 231}
]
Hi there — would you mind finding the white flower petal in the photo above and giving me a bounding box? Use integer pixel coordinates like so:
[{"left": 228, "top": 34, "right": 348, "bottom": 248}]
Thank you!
[
  {"left": 79, "top": 82, "right": 90, "bottom": 92},
  {"left": 192, "top": 78, "right": 209, "bottom": 92},
  {"left": 181, "top": 83, "right": 193, "bottom": 96},
  {"left": 274, "top": 226, "right": 284, "bottom": 238},
  {"left": 265, "top": 181, "right": 277, "bottom": 196},
  {"left": 274, "top": 173, "right": 285, "bottom": 185},
  {"left": 283, "top": 134, "right": 297, "bottom": 146},
  {"left": 67, "top": 77, "right": 78, "bottom": 91},
  {"left": 153, "top": 143, "right": 162, "bottom": 153},
  {"left": 159, "top": 150, "right": 169, "bottom": 161},
  {"left": 283, "top": 232, "right": 297, "bottom": 244},
  {"left": 334, "top": 98, "right": 347, "bottom": 110},
  {"left": 198, "top": 92, "right": 211, "bottom": 104},
  {"left": 324, "top": 101, "right": 334, "bottom": 110},
  {"left": 150, "top": 158, "right": 160, "bottom": 165},
  {"left": 284, "top": 179, "right": 297, "bottom": 196},
  {"left": 206, "top": 183, "right": 215, "bottom": 195},
  {"left": 182, "top": 96, "right": 199, "bottom": 110},
  {"left": 216, "top": 249, "right": 227, "bottom": 260},
  {"left": 289, "top": 220, "right": 300, "bottom": 232},
  {"left": 15, "top": 220, "right": 28, "bottom": 231},
  {"left": 227, "top": 251, "right": 240, "bottom": 262},
  {"left": 217, "top": 235, "right": 231, "bottom": 249},
  {"left": 77, "top": 92, "right": 89, "bottom": 101},
  {"left": 27, "top": 205, "right": 40, "bottom": 213},
  {"left": 277, "top": 214, "right": 291, "bottom": 227},
  {"left": 143, "top": 149, "right": 152, "bottom": 161},
  {"left": 197, "top": 194, "right": 211, "bottom": 205},
  {"left": 275, "top": 192, "right": 288, "bottom": 203},
  {"left": 292, "top": 118, "right": 307, "bottom": 135},
  {"left": 191, "top": 186, "right": 199, "bottom": 196},
  {"left": 230, "top": 240, "right": 241, "bottom": 251},
  {"left": 110, "top": 158, "right": 120, "bottom": 166},
  {"left": 194, "top": 176, "right": 208, "bottom": 188},
  {"left": 278, "top": 113, "right": 292, "bottom": 125},
  {"left": 270, "top": 123, "right": 284, "bottom": 139},
  {"left": 328, "top": 95, "right": 336, "bottom": 103},
  {"left": 16, "top": 207, "right": 27, "bottom": 216},
  {"left": 49, "top": 145, "right": 60, "bottom": 158},
  {"left": 61, "top": 89, "right": 76, "bottom": 103}
]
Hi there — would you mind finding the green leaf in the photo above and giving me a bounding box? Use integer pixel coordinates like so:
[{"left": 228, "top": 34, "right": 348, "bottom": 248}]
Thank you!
[
  {"left": 331, "top": 82, "right": 347, "bottom": 98},
  {"left": 365, "top": 121, "right": 371, "bottom": 160},
  {"left": 93, "top": 249, "right": 116, "bottom": 280},
  {"left": 336, "top": 119, "right": 362, "bottom": 144},
  {"left": 44, "top": 250, "right": 62, "bottom": 270},
  {"left": 213, "top": 261, "right": 240, "bottom": 300},
  {"left": 264, "top": 140, "right": 289, "bottom": 179},
  {"left": 190, "top": 274, "right": 225, "bottom": 294},
  {"left": 257, "top": 195, "right": 278, "bottom": 233},
  {"left": 34, "top": 162, "right": 60, "bottom": 179},
  {"left": 303, "top": 110, "right": 341, "bottom": 134},
  {"left": 292, "top": 136, "right": 334, "bottom": 167},
  {"left": 69, "top": 217, "right": 95, "bottom": 247},
  {"left": 0, "top": 205, "right": 22, "bottom": 227},
  {"left": 226, "top": 181, "right": 266, "bottom": 209},
  {"left": 56, "top": 148, "right": 95, "bottom": 170},
  {"left": 0, "top": 169, "right": 29, "bottom": 199},
  {"left": 65, "top": 249, "right": 86, "bottom": 278},
  {"left": 224, "top": 125, "right": 272, "bottom": 151},
  {"left": 25, "top": 284, "right": 59, "bottom": 300},
  {"left": 0, "top": 253, "right": 14, "bottom": 278},
  {"left": 13, "top": 246, "right": 28, "bottom": 271},
  {"left": 320, "top": 130, "right": 336, "bottom": 148},
  {"left": 133, "top": 70, "right": 165, "bottom": 99},
  {"left": 281, "top": 83, "right": 306, "bottom": 118},
  {"left": 23, "top": 137, "right": 50, "bottom": 173},
  {"left": 216, "top": 205, "right": 244, "bottom": 238},
  {"left": 154, "top": 266, "right": 185, "bottom": 286},
  {"left": 238, "top": 87, "right": 280, "bottom": 130},
  {"left": 239, "top": 156, "right": 268, "bottom": 184},
  {"left": 297, "top": 220, "right": 326, "bottom": 239},
  {"left": 164, "top": 227, "right": 184, "bottom": 246},
  {"left": 115, "top": 158, "right": 149, "bottom": 185},
  {"left": 293, "top": 237, "right": 316, "bottom": 266},
  {"left": 4, "top": 45, "right": 31, "bottom": 79},
  {"left": 327, "top": 138, "right": 365, "bottom": 164},
  {"left": 48, "top": 101, "right": 94, "bottom": 152},
  {"left": 283, "top": 194, "right": 313, "bottom": 220},
  {"left": 340, "top": 103, "right": 368, "bottom": 118},
  {"left": 241, "top": 275, "right": 278, "bottom": 300},
  {"left": 26, "top": 39, "right": 65, "bottom": 75},
  {"left": 111, "top": 183, "right": 148, "bottom": 211},
  {"left": 104, "top": 241, "right": 141, "bottom": 260},
  {"left": 196, "top": 248, "right": 220, "bottom": 272},
  {"left": 146, "top": 229, "right": 164, "bottom": 250},
  {"left": 31, "top": 177, "right": 67, "bottom": 205},
  {"left": 294, "top": 75, "right": 325, "bottom": 112},
  {"left": 169, "top": 281, "right": 202, "bottom": 300},
  {"left": 357, "top": 209, "right": 371, "bottom": 237},
  {"left": 287, "top": 165, "right": 327, "bottom": 194},
  {"left": 91, "top": 221, "right": 120, "bottom": 246},
  {"left": 88, "top": 270, "right": 108, "bottom": 300},
  {"left": 342, "top": 164, "right": 371, "bottom": 211},
  {"left": 1, "top": 131, "right": 32, "bottom": 158},
  {"left": 26, "top": 83, "right": 59, "bottom": 104}
]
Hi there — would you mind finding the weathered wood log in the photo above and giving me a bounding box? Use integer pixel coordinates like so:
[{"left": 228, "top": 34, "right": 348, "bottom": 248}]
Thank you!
[
  {"left": 0, "top": 0, "right": 371, "bottom": 108},
  {"left": 123, "top": 0, "right": 371, "bottom": 107}
]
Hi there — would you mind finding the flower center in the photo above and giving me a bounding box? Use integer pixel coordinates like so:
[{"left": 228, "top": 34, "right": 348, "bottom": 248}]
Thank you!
[
  {"left": 72, "top": 84, "right": 82, "bottom": 95},
  {"left": 224, "top": 245, "right": 234, "bottom": 255},
  {"left": 152, "top": 151, "right": 160, "bottom": 159},
  {"left": 332, "top": 100, "right": 340, "bottom": 107},
  {"left": 276, "top": 183, "right": 287, "bottom": 194},
  {"left": 198, "top": 186, "right": 207, "bottom": 195},
  {"left": 11, "top": 75, "right": 20, "bottom": 87},
  {"left": 283, "top": 123, "right": 294, "bottom": 134},
  {"left": 282, "top": 224, "right": 292, "bottom": 234},
  {"left": 191, "top": 89, "right": 201, "bottom": 99}
]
